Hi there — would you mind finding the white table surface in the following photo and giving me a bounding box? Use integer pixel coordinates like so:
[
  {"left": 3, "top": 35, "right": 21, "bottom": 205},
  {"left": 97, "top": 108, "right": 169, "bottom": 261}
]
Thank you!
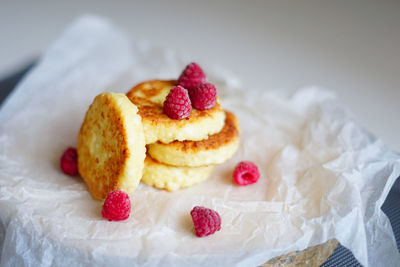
[{"left": 1, "top": 0, "right": 399, "bottom": 151}]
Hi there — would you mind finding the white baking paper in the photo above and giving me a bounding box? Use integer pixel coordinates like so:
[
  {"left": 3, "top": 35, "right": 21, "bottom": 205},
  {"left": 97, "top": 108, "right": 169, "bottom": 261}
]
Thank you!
[{"left": 0, "top": 15, "right": 399, "bottom": 267}]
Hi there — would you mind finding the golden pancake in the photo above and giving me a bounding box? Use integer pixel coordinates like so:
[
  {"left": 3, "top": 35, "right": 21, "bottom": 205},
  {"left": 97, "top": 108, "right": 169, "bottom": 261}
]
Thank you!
[
  {"left": 126, "top": 80, "right": 226, "bottom": 144},
  {"left": 77, "top": 93, "right": 146, "bottom": 199},
  {"left": 142, "top": 155, "right": 214, "bottom": 191},
  {"left": 147, "top": 111, "right": 240, "bottom": 167}
]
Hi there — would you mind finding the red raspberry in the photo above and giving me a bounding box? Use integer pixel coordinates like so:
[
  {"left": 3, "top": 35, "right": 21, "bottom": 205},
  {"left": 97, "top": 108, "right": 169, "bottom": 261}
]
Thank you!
[
  {"left": 102, "top": 190, "right": 131, "bottom": 221},
  {"left": 177, "top": 62, "right": 207, "bottom": 90},
  {"left": 163, "top": 86, "right": 192, "bottom": 119},
  {"left": 190, "top": 206, "right": 221, "bottom": 237},
  {"left": 233, "top": 161, "right": 260, "bottom": 186},
  {"left": 189, "top": 82, "right": 217, "bottom": 110},
  {"left": 60, "top": 147, "right": 79, "bottom": 176}
]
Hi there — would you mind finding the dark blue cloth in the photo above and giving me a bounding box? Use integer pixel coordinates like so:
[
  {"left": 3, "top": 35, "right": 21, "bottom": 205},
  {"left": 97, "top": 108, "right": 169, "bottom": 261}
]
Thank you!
[
  {"left": 1, "top": 64, "right": 399, "bottom": 266},
  {"left": 322, "top": 177, "right": 400, "bottom": 267},
  {"left": 0, "top": 61, "right": 35, "bottom": 107}
]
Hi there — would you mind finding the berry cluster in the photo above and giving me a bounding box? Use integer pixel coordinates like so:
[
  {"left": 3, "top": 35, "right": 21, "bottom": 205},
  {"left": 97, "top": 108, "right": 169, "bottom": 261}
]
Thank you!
[{"left": 163, "top": 62, "right": 218, "bottom": 120}]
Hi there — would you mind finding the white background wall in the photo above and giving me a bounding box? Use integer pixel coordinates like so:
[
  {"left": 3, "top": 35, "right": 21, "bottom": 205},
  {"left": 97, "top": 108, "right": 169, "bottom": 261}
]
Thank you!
[{"left": 1, "top": 0, "right": 399, "bottom": 151}]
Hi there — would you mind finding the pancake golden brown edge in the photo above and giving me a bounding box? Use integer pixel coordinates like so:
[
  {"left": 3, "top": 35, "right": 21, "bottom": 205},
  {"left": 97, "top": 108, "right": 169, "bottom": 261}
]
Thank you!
[
  {"left": 77, "top": 92, "right": 146, "bottom": 199},
  {"left": 147, "top": 111, "right": 240, "bottom": 167}
]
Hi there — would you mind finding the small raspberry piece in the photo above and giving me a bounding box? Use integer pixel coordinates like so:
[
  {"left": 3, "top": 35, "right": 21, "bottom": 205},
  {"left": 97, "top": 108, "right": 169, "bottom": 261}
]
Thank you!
[
  {"left": 102, "top": 190, "right": 131, "bottom": 221},
  {"left": 60, "top": 147, "right": 78, "bottom": 176},
  {"left": 189, "top": 82, "right": 217, "bottom": 110},
  {"left": 177, "top": 62, "right": 207, "bottom": 90},
  {"left": 190, "top": 206, "right": 221, "bottom": 237},
  {"left": 163, "top": 86, "right": 191, "bottom": 119},
  {"left": 233, "top": 161, "right": 260, "bottom": 186}
]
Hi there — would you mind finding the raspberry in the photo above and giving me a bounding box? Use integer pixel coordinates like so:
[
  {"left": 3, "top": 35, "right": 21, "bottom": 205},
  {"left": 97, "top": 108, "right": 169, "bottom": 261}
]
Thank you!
[
  {"left": 177, "top": 62, "right": 207, "bottom": 90},
  {"left": 60, "top": 147, "right": 79, "bottom": 176},
  {"left": 233, "top": 161, "right": 260, "bottom": 186},
  {"left": 163, "top": 86, "right": 192, "bottom": 119},
  {"left": 190, "top": 206, "right": 221, "bottom": 237},
  {"left": 101, "top": 190, "right": 131, "bottom": 221},
  {"left": 189, "top": 82, "right": 217, "bottom": 110}
]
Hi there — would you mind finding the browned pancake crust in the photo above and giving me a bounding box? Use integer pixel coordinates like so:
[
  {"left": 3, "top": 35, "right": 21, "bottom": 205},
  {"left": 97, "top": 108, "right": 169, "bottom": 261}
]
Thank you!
[
  {"left": 147, "top": 111, "right": 240, "bottom": 166},
  {"left": 164, "top": 111, "right": 239, "bottom": 151},
  {"left": 78, "top": 95, "right": 125, "bottom": 199},
  {"left": 77, "top": 93, "right": 145, "bottom": 199}
]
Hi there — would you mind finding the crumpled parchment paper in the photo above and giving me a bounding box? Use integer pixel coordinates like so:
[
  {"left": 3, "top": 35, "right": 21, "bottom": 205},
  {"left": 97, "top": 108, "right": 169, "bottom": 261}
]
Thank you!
[{"left": 0, "top": 15, "right": 399, "bottom": 267}]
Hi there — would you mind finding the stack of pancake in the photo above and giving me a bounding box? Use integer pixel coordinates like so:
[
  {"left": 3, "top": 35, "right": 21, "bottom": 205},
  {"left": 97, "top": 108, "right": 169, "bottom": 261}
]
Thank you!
[
  {"left": 127, "top": 80, "right": 240, "bottom": 191},
  {"left": 77, "top": 80, "right": 240, "bottom": 199}
]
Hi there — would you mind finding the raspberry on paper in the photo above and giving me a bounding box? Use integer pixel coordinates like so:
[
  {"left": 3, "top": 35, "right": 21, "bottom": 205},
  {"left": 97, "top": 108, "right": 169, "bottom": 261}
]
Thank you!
[
  {"left": 163, "top": 86, "right": 192, "bottom": 119},
  {"left": 102, "top": 190, "right": 131, "bottom": 221},
  {"left": 60, "top": 147, "right": 79, "bottom": 176},
  {"left": 190, "top": 206, "right": 221, "bottom": 237},
  {"left": 177, "top": 62, "right": 207, "bottom": 91},
  {"left": 189, "top": 82, "right": 217, "bottom": 110},
  {"left": 233, "top": 161, "right": 260, "bottom": 186}
]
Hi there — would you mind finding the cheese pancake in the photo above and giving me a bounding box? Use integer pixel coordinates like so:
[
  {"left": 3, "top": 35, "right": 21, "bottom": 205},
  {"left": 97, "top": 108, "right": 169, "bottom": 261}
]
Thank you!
[
  {"left": 126, "top": 80, "right": 225, "bottom": 144},
  {"left": 142, "top": 155, "right": 214, "bottom": 191},
  {"left": 77, "top": 93, "right": 146, "bottom": 199},
  {"left": 147, "top": 111, "right": 240, "bottom": 167}
]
